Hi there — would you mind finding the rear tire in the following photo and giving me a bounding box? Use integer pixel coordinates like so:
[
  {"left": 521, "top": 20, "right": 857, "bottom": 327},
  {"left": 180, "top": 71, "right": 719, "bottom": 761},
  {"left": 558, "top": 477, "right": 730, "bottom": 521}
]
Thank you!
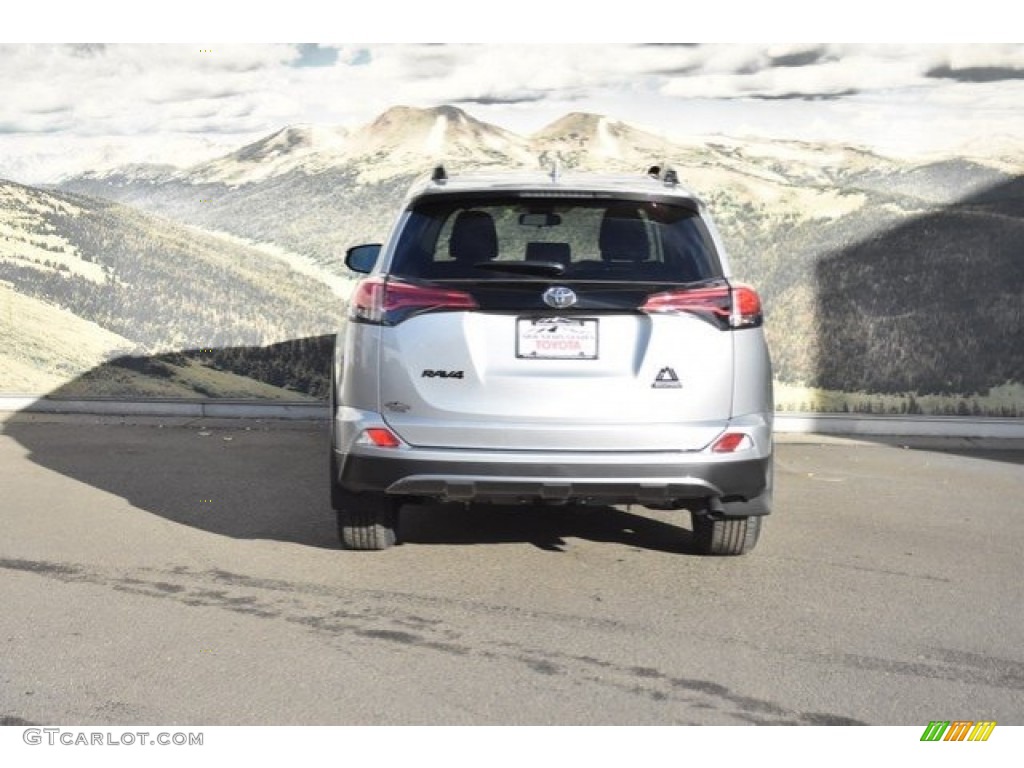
[
  {"left": 331, "top": 450, "right": 398, "bottom": 550},
  {"left": 334, "top": 486, "right": 399, "bottom": 550},
  {"left": 692, "top": 513, "right": 762, "bottom": 556}
]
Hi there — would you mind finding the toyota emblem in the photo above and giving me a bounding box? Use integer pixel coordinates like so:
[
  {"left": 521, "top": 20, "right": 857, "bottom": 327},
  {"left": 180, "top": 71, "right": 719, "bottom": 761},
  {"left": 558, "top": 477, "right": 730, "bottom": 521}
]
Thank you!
[{"left": 542, "top": 286, "right": 577, "bottom": 309}]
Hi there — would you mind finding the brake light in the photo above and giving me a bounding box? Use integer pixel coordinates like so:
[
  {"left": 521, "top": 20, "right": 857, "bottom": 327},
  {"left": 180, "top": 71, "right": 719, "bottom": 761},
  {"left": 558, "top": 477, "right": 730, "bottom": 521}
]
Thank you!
[
  {"left": 642, "top": 285, "right": 731, "bottom": 319},
  {"left": 349, "top": 277, "right": 478, "bottom": 325},
  {"left": 730, "top": 285, "right": 763, "bottom": 328},
  {"left": 641, "top": 283, "right": 763, "bottom": 329}
]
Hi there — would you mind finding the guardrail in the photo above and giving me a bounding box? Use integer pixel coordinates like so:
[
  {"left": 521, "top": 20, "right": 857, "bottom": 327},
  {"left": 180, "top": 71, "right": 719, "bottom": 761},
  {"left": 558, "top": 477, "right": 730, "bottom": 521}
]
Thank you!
[{"left": 774, "top": 413, "right": 1024, "bottom": 439}]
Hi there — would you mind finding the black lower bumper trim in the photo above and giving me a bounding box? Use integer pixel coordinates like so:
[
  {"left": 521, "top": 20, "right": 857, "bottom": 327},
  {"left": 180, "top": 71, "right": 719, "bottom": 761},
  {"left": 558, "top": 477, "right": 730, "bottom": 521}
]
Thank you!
[{"left": 337, "top": 452, "right": 771, "bottom": 507}]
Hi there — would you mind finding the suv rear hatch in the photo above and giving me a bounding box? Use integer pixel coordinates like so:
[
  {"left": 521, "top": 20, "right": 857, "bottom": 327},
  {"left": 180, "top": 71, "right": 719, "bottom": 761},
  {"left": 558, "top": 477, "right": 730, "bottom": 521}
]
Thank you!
[{"left": 351, "top": 194, "right": 761, "bottom": 451}]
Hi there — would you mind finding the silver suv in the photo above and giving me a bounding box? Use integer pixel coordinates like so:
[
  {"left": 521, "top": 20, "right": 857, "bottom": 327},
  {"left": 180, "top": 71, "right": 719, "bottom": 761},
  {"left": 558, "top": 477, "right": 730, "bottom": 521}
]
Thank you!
[{"left": 331, "top": 166, "right": 773, "bottom": 555}]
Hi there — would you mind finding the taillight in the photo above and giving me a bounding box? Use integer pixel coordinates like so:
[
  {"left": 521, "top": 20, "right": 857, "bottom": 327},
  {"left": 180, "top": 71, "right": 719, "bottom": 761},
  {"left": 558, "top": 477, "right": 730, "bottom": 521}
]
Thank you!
[
  {"left": 349, "top": 278, "right": 386, "bottom": 323},
  {"left": 641, "top": 283, "right": 763, "bottom": 329},
  {"left": 349, "top": 277, "right": 478, "bottom": 325},
  {"left": 730, "top": 285, "right": 763, "bottom": 329}
]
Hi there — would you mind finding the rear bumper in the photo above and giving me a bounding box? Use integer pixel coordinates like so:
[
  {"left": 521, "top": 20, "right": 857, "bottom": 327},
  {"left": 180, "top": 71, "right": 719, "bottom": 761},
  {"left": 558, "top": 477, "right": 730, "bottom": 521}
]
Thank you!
[
  {"left": 332, "top": 405, "right": 772, "bottom": 512},
  {"left": 333, "top": 444, "right": 771, "bottom": 512}
]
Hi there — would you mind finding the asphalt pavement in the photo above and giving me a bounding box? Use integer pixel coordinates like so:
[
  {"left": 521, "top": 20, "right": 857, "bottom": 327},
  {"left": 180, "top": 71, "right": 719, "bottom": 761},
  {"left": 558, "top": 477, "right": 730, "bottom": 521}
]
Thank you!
[{"left": 1, "top": 414, "right": 1022, "bottom": 725}]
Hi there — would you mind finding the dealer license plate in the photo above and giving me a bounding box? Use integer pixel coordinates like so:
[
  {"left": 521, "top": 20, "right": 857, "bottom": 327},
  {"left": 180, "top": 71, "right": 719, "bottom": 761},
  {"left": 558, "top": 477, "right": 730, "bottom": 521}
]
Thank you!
[{"left": 516, "top": 317, "right": 598, "bottom": 359}]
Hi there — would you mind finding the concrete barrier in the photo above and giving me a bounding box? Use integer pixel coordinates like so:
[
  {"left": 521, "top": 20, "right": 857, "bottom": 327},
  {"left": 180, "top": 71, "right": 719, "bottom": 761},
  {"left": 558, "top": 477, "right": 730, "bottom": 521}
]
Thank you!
[
  {"left": 0, "top": 396, "right": 324, "bottom": 421},
  {"left": 774, "top": 413, "right": 1024, "bottom": 439},
  {"left": 2, "top": 397, "right": 1022, "bottom": 439}
]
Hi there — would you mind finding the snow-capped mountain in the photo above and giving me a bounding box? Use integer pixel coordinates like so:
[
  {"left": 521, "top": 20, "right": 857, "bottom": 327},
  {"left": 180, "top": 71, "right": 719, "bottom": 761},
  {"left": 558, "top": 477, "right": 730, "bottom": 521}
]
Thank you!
[
  {"left": 532, "top": 112, "right": 676, "bottom": 169},
  {"left": 98, "top": 106, "right": 538, "bottom": 189},
  {"left": 344, "top": 105, "right": 535, "bottom": 181},
  {"left": 188, "top": 124, "right": 351, "bottom": 186},
  {"left": 58, "top": 105, "right": 554, "bottom": 263}
]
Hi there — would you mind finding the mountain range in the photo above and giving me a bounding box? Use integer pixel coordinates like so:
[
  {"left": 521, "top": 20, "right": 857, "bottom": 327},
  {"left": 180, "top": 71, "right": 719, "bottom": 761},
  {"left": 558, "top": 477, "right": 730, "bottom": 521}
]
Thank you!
[
  {"left": 2, "top": 104, "right": 1020, "bottom": 410},
  {"left": 61, "top": 105, "right": 908, "bottom": 266}
]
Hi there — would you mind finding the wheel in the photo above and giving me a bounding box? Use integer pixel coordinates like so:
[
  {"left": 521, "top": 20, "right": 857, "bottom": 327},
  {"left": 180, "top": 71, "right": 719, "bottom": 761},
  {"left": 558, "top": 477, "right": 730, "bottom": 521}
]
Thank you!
[
  {"left": 692, "top": 513, "right": 762, "bottom": 556},
  {"left": 330, "top": 444, "right": 398, "bottom": 550},
  {"left": 334, "top": 485, "right": 399, "bottom": 550},
  {"left": 330, "top": 453, "right": 398, "bottom": 550}
]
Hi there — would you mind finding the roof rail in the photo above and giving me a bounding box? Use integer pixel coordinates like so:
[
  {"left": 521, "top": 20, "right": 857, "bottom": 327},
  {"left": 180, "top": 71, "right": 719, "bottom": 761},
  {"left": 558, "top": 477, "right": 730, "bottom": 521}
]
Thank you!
[
  {"left": 549, "top": 157, "right": 561, "bottom": 183},
  {"left": 646, "top": 164, "right": 678, "bottom": 186},
  {"left": 431, "top": 165, "right": 447, "bottom": 184}
]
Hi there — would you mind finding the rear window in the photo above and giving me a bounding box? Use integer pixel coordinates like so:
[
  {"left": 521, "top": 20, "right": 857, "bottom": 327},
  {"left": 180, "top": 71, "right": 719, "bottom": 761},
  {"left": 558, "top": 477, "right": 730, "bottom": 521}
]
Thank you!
[{"left": 389, "top": 197, "right": 720, "bottom": 283}]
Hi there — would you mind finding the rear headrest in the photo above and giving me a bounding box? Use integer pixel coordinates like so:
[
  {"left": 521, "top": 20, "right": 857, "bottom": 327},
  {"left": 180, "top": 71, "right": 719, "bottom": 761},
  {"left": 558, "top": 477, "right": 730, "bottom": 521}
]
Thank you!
[
  {"left": 599, "top": 205, "right": 649, "bottom": 262},
  {"left": 449, "top": 210, "right": 498, "bottom": 262}
]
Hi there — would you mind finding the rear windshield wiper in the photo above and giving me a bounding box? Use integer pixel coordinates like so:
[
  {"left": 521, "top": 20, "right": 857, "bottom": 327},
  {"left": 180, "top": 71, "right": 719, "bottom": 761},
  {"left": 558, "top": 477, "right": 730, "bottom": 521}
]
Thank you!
[{"left": 472, "top": 260, "right": 566, "bottom": 277}]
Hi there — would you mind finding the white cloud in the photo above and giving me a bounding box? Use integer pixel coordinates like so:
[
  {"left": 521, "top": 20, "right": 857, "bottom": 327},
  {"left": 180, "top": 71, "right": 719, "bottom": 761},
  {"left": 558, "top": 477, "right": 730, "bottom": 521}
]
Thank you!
[
  {"left": 6, "top": 1, "right": 1021, "bottom": 43},
  {"left": 1, "top": 43, "right": 1022, "bottom": 182},
  {"left": 941, "top": 44, "right": 1024, "bottom": 69}
]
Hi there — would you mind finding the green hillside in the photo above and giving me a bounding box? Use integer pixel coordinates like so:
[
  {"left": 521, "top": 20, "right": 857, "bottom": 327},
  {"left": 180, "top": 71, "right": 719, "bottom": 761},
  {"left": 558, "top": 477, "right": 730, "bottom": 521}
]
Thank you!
[{"left": 1, "top": 179, "right": 343, "bottom": 398}]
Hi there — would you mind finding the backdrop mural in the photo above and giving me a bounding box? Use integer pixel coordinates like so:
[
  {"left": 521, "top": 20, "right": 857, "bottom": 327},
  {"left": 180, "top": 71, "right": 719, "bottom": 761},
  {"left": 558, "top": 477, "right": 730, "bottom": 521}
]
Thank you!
[{"left": 1, "top": 44, "right": 1021, "bottom": 415}]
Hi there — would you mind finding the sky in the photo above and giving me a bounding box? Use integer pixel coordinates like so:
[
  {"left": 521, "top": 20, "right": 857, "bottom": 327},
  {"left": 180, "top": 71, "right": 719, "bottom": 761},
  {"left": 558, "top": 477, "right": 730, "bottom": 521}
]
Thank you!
[{"left": 2, "top": 15, "right": 1023, "bottom": 184}]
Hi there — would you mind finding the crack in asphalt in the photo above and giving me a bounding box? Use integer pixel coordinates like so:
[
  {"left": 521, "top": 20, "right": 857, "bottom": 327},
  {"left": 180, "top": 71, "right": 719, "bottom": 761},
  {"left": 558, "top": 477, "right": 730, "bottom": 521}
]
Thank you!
[
  {"left": 0, "top": 715, "right": 40, "bottom": 726},
  {"left": 4, "top": 556, "right": 961, "bottom": 725}
]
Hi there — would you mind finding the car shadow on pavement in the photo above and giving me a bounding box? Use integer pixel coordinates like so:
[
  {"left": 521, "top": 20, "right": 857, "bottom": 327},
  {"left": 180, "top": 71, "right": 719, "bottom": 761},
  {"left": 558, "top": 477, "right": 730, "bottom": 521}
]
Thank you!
[
  {"left": 3, "top": 411, "right": 340, "bottom": 550},
  {"left": 5, "top": 360, "right": 703, "bottom": 554},
  {"left": 898, "top": 446, "right": 1024, "bottom": 467},
  {"left": 398, "top": 501, "right": 700, "bottom": 554}
]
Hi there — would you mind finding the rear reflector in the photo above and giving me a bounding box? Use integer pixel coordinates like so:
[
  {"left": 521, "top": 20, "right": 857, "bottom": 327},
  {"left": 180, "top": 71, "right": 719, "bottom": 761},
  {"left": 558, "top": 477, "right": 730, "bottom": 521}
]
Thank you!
[
  {"left": 360, "top": 428, "right": 402, "bottom": 449},
  {"left": 711, "top": 433, "right": 752, "bottom": 453},
  {"left": 350, "top": 277, "right": 477, "bottom": 325}
]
